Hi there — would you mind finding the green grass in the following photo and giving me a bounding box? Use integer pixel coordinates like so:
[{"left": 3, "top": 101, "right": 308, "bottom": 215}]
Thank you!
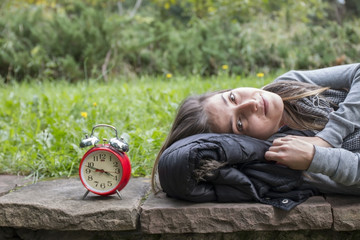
[{"left": 0, "top": 74, "right": 275, "bottom": 182}]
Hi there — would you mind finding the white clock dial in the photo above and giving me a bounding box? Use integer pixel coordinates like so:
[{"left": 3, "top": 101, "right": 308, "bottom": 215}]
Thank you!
[{"left": 80, "top": 150, "right": 123, "bottom": 193}]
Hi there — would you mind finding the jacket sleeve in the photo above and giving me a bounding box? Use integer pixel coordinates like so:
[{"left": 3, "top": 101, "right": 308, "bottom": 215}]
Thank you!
[
  {"left": 274, "top": 63, "right": 360, "bottom": 148},
  {"left": 158, "top": 133, "right": 272, "bottom": 202},
  {"left": 308, "top": 146, "right": 360, "bottom": 187}
]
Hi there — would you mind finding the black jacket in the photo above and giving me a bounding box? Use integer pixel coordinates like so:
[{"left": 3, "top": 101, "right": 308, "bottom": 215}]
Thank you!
[{"left": 158, "top": 132, "right": 318, "bottom": 211}]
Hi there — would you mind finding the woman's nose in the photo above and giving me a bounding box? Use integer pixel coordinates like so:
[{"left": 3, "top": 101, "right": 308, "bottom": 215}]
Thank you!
[{"left": 235, "top": 99, "right": 257, "bottom": 113}]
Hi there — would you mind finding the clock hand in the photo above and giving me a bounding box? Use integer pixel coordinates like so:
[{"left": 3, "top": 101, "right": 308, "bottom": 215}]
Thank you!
[
  {"left": 87, "top": 165, "right": 101, "bottom": 171},
  {"left": 87, "top": 166, "right": 115, "bottom": 177},
  {"left": 87, "top": 166, "right": 106, "bottom": 173},
  {"left": 103, "top": 171, "right": 115, "bottom": 177}
]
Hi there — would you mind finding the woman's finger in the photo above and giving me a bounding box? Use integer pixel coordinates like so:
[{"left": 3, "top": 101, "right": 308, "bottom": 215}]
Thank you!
[
  {"left": 273, "top": 136, "right": 294, "bottom": 143},
  {"left": 264, "top": 150, "right": 275, "bottom": 161},
  {"left": 265, "top": 150, "right": 283, "bottom": 161},
  {"left": 272, "top": 138, "right": 285, "bottom": 146}
]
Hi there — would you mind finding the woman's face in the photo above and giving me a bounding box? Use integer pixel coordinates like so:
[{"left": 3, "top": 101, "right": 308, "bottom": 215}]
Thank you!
[{"left": 204, "top": 87, "right": 284, "bottom": 140}]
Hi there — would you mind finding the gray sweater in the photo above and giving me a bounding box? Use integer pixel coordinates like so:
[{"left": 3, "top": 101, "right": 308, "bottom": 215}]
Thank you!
[{"left": 274, "top": 63, "right": 360, "bottom": 195}]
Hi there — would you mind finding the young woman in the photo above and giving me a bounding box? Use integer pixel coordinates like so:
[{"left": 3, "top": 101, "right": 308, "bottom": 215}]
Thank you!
[{"left": 152, "top": 63, "right": 360, "bottom": 195}]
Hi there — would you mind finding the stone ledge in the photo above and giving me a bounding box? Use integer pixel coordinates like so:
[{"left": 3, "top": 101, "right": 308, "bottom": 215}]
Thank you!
[
  {"left": 0, "top": 175, "right": 360, "bottom": 236},
  {"left": 0, "top": 177, "right": 150, "bottom": 231},
  {"left": 326, "top": 195, "right": 360, "bottom": 231},
  {"left": 140, "top": 192, "right": 333, "bottom": 234}
]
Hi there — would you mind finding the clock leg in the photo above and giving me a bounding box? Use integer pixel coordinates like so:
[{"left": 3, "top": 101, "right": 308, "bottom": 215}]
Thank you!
[
  {"left": 82, "top": 190, "right": 90, "bottom": 200},
  {"left": 116, "top": 190, "right": 122, "bottom": 200}
]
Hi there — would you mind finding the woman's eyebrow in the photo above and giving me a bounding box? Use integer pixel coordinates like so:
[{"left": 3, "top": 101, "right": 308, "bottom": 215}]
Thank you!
[
  {"left": 221, "top": 93, "right": 228, "bottom": 106},
  {"left": 229, "top": 118, "right": 233, "bottom": 133},
  {"left": 221, "top": 93, "right": 233, "bottom": 133}
]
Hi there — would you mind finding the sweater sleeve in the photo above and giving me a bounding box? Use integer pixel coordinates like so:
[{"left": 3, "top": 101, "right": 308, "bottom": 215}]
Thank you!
[
  {"left": 274, "top": 63, "right": 360, "bottom": 147},
  {"left": 308, "top": 146, "right": 360, "bottom": 186}
]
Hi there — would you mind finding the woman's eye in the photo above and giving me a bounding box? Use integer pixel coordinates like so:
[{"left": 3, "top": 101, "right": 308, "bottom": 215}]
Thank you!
[
  {"left": 237, "top": 119, "right": 243, "bottom": 132},
  {"left": 229, "top": 92, "right": 236, "bottom": 103}
]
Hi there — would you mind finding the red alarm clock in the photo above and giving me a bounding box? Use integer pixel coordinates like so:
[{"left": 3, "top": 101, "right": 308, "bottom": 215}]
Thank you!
[{"left": 79, "top": 124, "right": 131, "bottom": 199}]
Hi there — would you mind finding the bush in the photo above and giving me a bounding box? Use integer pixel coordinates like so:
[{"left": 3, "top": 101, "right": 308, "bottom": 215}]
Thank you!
[
  {"left": 0, "top": 1, "right": 111, "bottom": 81},
  {"left": 0, "top": 0, "right": 359, "bottom": 82}
]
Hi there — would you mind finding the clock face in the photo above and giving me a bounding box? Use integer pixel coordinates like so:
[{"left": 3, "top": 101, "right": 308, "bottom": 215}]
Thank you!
[{"left": 80, "top": 149, "right": 123, "bottom": 194}]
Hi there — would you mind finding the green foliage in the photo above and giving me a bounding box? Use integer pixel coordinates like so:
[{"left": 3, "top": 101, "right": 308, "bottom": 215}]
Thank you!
[
  {"left": 0, "top": 0, "right": 360, "bottom": 82},
  {"left": 0, "top": 74, "right": 273, "bottom": 180},
  {"left": 0, "top": 0, "right": 111, "bottom": 81}
]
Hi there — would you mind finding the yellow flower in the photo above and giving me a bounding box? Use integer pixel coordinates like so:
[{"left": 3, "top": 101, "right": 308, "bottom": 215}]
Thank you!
[
  {"left": 164, "top": 3, "right": 170, "bottom": 9},
  {"left": 81, "top": 112, "right": 88, "bottom": 118},
  {"left": 256, "top": 72, "right": 264, "bottom": 78},
  {"left": 166, "top": 73, "right": 172, "bottom": 78},
  {"left": 208, "top": 6, "right": 216, "bottom": 13},
  {"left": 222, "top": 65, "right": 229, "bottom": 70},
  {"left": 31, "top": 46, "right": 40, "bottom": 56},
  {"left": 93, "top": 102, "right": 97, "bottom": 107}
]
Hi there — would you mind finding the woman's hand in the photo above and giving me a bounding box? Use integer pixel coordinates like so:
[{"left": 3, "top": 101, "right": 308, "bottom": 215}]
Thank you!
[{"left": 264, "top": 136, "right": 316, "bottom": 170}]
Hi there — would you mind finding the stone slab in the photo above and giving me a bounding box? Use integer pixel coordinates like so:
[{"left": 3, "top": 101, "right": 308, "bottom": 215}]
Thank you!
[
  {"left": 140, "top": 192, "right": 333, "bottom": 234},
  {"left": 0, "top": 175, "right": 30, "bottom": 197},
  {"left": 325, "top": 194, "right": 360, "bottom": 231},
  {"left": 0, "top": 177, "right": 150, "bottom": 231}
]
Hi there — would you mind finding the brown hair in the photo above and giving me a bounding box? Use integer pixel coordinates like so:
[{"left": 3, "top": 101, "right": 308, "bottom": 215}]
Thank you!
[
  {"left": 151, "top": 91, "right": 226, "bottom": 193},
  {"left": 262, "top": 81, "right": 330, "bottom": 130}
]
